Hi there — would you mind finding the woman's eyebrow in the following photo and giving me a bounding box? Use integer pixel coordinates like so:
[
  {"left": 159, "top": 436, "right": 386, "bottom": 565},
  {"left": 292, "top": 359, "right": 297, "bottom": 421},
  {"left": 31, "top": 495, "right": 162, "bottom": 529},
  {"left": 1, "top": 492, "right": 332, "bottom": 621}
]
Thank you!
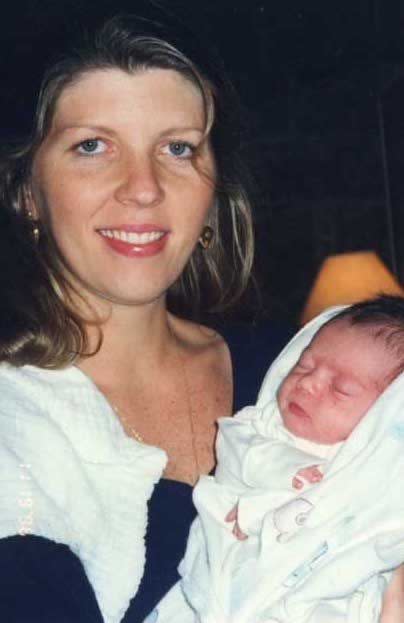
[
  {"left": 159, "top": 125, "right": 205, "bottom": 135},
  {"left": 51, "top": 124, "right": 115, "bottom": 137},
  {"left": 51, "top": 124, "right": 205, "bottom": 140}
]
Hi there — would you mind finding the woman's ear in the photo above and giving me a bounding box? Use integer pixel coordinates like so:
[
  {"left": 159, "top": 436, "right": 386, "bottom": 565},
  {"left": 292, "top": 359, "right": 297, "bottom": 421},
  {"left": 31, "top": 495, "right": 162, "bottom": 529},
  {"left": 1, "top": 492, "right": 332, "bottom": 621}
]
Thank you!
[
  {"left": 23, "top": 185, "right": 40, "bottom": 221},
  {"left": 22, "top": 185, "right": 41, "bottom": 243}
]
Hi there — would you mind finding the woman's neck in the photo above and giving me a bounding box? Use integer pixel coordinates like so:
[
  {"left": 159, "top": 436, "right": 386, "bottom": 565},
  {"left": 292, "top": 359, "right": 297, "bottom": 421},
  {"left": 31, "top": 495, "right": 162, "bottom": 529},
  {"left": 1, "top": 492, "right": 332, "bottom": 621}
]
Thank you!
[
  {"left": 78, "top": 299, "right": 177, "bottom": 392},
  {"left": 74, "top": 295, "right": 230, "bottom": 485}
]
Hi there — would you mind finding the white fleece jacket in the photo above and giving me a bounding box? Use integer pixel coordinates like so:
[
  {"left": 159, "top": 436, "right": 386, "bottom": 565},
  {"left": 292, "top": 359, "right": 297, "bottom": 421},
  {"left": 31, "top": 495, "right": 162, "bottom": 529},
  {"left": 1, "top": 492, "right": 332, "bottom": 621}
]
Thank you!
[{"left": 0, "top": 363, "right": 167, "bottom": 623}]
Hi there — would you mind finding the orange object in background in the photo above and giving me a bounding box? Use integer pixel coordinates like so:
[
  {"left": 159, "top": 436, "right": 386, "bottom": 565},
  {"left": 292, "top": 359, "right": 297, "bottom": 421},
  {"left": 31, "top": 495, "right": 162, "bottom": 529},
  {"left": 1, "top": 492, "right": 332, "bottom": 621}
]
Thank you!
[{"left": 300, "top": 251, "right": 404, "bottom": 325}]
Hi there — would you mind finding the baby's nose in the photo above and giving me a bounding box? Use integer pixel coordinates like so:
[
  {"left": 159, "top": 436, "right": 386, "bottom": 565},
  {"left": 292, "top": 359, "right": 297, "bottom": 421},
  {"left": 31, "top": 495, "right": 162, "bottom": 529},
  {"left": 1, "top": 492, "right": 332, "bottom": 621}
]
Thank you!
[{"left": 298, "top": 370, "right": 324, "bottom": 394}]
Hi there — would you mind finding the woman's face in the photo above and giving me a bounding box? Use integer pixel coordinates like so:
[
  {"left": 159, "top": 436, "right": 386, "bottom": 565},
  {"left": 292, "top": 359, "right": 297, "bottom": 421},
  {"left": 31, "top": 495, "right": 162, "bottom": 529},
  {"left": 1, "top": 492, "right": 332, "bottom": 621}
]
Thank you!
[{"left": 30, "top": 67, "right": 215, "bottom": 307}]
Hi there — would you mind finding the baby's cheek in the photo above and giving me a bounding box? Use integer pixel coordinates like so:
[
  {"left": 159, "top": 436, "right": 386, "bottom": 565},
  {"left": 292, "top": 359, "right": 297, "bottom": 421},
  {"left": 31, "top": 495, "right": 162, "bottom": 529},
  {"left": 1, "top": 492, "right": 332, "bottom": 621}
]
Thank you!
[
  {"left": 277, "top": 378, "right": 289, "bottom": 406},
  {"left": 330, "top": 395, "right": 340, "bottom": 407},
  {"left": 334, "top": 408, "right": 362, "bottom": 440}
]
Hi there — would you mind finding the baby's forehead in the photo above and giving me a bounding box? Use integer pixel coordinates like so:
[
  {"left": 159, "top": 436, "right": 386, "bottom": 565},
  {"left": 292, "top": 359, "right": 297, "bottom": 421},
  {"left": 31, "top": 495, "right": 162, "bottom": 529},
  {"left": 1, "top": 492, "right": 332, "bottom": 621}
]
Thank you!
[
  {"left": 310, "top": 318, "right": 382, "bottom": 347},
  {"left": 303, "top": 319, "right": 402, "bottom": 384},
  {"left": 305, "top": 319, "right": 364, "bottom": 348}
]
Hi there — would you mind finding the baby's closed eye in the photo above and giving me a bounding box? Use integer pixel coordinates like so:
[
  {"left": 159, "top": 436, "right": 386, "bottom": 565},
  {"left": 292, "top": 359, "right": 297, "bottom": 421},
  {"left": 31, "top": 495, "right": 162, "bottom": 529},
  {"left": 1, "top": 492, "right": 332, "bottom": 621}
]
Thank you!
[{"left": 333, "top": 381, "right": 361, "bottom": 397}]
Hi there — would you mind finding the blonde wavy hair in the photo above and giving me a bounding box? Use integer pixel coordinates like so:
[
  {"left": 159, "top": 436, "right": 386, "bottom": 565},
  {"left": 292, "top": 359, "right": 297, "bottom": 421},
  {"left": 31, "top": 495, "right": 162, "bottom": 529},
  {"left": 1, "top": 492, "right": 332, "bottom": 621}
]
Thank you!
[{"left": 0, "top": 16, "right": 255, "bottom": 368}]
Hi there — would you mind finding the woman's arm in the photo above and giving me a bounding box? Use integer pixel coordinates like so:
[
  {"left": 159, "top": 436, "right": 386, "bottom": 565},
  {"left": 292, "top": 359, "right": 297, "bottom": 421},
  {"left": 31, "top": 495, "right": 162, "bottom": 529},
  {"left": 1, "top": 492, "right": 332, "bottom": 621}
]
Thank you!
[
  {"left": 380, "top": 566, "right": 404, "bottom": 622},
  {"left": 0, "top": 535, "right": 103, "bottom": 623}
]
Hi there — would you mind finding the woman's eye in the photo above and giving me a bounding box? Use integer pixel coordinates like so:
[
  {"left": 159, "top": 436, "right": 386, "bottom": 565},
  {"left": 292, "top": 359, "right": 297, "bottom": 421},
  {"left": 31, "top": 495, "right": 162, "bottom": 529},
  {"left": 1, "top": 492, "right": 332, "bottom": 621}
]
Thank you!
[
  {"left": 75, "top": 139, "right": 107, "bottom": 155},
  {"left": 165, "top": 141, "right": 195, "bottom": 159}
]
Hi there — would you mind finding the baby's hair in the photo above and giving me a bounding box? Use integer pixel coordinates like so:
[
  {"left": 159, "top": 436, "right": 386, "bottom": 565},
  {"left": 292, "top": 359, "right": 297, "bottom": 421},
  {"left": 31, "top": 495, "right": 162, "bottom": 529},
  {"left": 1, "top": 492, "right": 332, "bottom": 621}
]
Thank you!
[{"left": 326, "top": 295, "right": 404, "bottom": 374}]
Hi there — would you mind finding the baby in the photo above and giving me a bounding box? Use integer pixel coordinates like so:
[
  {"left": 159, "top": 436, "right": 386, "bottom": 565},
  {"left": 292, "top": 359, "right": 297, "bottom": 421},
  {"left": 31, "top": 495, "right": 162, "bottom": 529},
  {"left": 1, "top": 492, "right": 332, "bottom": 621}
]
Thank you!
[
  {"left": 228, "top": 296, "right": 403, "bottom": 539},
  {"left": 150, "top": 296, "right": 404, "bottom": 623}
]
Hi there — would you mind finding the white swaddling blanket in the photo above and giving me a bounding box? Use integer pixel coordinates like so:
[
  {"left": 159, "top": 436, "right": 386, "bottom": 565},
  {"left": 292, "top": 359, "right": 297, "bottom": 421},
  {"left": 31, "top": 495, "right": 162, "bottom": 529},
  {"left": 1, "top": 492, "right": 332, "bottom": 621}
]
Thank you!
[{"left": 151, "top": 307, "right": 404, "bottom": 623}]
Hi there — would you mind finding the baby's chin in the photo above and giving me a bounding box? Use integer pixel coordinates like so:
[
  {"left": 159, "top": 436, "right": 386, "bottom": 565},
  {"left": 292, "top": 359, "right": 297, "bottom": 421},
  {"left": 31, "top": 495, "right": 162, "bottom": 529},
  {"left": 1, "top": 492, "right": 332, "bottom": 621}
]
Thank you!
[{"left": 280, "top": 403, "right": 344, "bottom": 445}]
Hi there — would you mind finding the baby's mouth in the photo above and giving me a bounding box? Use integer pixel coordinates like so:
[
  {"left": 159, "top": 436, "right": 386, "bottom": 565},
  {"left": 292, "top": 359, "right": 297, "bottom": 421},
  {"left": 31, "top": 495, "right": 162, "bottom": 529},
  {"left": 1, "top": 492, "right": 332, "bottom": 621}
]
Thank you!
[{"left": 288, "top": 401, "right": 310, "bottom": 420}]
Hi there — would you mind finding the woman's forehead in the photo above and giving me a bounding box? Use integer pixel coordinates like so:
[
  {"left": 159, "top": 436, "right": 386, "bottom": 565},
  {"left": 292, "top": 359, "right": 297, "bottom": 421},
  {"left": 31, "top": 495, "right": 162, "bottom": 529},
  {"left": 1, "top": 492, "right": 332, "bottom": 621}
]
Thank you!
[{"left": 49, "top": 67, "right": 206, "bottom": 131}]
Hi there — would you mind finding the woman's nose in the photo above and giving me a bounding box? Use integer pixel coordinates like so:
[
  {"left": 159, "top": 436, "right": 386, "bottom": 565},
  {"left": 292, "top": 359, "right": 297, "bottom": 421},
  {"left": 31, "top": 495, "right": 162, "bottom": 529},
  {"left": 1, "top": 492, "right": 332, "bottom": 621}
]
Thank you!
[{"left": 114, "top": 154, "right": 164, "bottom": 208}]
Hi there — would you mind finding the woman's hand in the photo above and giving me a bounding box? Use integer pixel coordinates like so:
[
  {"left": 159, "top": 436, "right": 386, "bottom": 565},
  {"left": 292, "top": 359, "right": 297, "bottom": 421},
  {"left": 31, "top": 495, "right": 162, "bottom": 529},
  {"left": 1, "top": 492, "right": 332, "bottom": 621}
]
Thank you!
[{"left": 380, "top": 565, "right": 404, "bottom": 622}]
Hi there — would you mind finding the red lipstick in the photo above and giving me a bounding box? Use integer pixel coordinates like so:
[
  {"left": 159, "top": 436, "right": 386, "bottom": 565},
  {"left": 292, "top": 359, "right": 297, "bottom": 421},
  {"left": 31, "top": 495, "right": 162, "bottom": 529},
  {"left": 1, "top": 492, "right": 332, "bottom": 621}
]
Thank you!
[{"left": 97, "top": 224, "right": 169, "bottom": 258}]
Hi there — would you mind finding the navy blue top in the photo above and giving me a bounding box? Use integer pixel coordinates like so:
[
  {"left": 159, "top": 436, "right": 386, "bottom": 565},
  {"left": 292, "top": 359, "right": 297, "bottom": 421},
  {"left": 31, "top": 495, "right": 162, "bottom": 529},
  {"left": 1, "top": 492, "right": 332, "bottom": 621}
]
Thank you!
[{"left": 0, "top": 323, "right": 293, "bottom": 623}]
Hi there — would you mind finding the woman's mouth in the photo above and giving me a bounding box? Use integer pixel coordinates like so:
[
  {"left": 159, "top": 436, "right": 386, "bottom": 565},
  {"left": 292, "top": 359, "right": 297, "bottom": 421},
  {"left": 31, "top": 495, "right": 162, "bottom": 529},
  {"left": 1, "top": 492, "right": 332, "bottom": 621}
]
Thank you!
[
  {"left": 97, "top": 227, "right": 168, "bottom": 258},
  {"left": 99, "top": 229, "right": 165, "bottom": 244}
]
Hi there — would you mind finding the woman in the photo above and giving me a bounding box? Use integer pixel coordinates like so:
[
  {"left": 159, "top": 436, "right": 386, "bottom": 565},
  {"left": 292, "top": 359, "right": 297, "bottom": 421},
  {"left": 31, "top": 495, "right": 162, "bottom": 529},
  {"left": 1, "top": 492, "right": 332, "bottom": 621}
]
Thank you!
[
  {"left": 0, "top": 14, "right": 288, "bottom": 623},
  {"left": 0, "top": 14, "right": 401, "bottom": 623}
]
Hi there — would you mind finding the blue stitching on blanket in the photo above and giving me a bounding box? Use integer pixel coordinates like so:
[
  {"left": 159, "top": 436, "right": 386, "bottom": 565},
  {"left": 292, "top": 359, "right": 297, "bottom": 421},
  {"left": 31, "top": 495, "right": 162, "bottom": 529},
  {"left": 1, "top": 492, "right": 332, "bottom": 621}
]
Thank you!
[
  {"left": 282, "top": 541, "right": 329, "bottom": 588},
  {"left": 390, "top": 423, "right": 404, "bottom": 440}
]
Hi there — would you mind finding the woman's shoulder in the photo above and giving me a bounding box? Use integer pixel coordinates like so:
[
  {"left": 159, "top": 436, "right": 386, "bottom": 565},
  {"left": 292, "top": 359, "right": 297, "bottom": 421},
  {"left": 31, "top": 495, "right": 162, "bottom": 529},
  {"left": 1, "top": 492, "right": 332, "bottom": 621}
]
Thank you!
[
  {"left": 169, "top": 315, "right": 231, "bottom": 378},
  {"left": 0, "top": 362, "right": 88, "bottom": 411},
  {"left": 0, "top": 364, "right": 74, "bottom": 442},
  {"left": 173, "top": 315, "right": 294, "bottom": 356},
  {"left": 171, "top": 314, "right": 295, "bottom": 410},
  {"left": 0, "top": 363, "right": 102, "bottom": 450},
  {"left": 171, "top": 315, "right": 226, "bottom": 351},
  {"left": 0, "top": 362, "right": 166, "bottom": 622}
]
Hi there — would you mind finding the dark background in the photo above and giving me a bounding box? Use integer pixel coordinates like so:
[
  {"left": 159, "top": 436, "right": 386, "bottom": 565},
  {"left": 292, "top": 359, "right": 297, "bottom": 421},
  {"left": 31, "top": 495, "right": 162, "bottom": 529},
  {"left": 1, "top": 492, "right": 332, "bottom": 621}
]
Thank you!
[{"left": 1, "top": 0, "right": 403, "bottom": 324}]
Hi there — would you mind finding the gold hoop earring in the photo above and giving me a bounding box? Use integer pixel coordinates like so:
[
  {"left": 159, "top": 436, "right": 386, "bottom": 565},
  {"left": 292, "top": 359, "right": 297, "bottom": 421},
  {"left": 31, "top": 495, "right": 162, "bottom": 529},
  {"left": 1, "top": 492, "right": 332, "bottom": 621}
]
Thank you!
[
  {"left": 27, "top": 210, "right": 40, "bottom": 244},
  {"left": 198, "top": 225, "right": 214, "bottom": 250}
]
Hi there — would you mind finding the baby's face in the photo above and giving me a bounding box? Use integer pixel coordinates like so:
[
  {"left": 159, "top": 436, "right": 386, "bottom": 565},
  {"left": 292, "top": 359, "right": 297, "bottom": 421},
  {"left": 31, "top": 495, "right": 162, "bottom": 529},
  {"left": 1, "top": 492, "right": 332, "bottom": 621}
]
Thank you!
[{"left": 277, "top": 320, "right": 399, "bottom": 444}]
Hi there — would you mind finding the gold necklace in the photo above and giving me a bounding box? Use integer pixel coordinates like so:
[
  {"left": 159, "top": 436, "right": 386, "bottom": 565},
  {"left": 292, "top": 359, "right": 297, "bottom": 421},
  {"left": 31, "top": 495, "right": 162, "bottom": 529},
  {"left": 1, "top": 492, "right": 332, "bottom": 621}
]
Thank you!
[
  {"left": 180, "top": 347, "right": 201, "bottom": 481},
  {"left": 112, "top": 404, "right": 144, "bottom": 443},
  {"left": 111, "top": 325, "right": 201, "bottom": 482}
]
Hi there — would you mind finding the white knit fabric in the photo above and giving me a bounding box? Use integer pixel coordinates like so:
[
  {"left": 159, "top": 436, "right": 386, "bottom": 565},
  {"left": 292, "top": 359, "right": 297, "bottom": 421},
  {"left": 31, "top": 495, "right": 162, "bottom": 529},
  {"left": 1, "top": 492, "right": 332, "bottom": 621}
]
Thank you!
[
  {"left": 152, "top": 307, "right": 404, "bottom": 623},
  {"left": 0, "top": 363, "right": 167, "bottom": 623}
]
